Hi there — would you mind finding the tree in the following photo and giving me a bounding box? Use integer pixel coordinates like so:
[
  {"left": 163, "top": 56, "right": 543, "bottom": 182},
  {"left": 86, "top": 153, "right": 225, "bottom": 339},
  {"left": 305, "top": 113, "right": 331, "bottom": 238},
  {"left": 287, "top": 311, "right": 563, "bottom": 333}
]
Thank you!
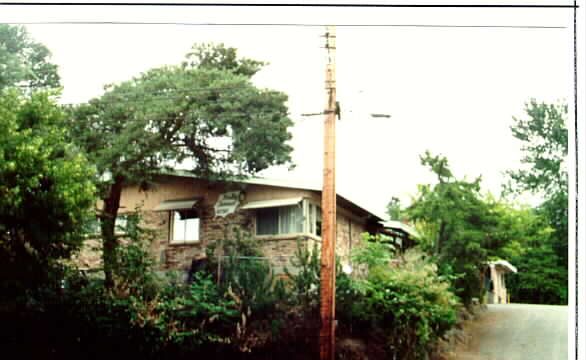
[
  {"left": 406, "top": 151, "right": 506, "bottom": 304},
  {"left": 0, "top": 24, "right": 60, "bottom": 91},
  {"left": 493, "top": 204, "right": 567, "bottom": 304},
  {"left": 0, "top": 90, "right": 96, "bottom": 296},
  {"left": 65, "top": 43, "right": 294, "bottom": 287},
  {"left": 386, "top": 196, "right": 403, "bottom": 220},
  {"left": 505, "top": 99, "right": 568, "bottom": 304}
]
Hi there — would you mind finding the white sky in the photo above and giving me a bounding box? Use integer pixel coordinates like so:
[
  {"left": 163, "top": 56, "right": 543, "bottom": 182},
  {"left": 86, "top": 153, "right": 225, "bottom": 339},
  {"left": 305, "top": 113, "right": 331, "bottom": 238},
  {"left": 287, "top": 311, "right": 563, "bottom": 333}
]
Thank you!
[{"left": 0, "top": 1, "right": 575, "bottom": 219}]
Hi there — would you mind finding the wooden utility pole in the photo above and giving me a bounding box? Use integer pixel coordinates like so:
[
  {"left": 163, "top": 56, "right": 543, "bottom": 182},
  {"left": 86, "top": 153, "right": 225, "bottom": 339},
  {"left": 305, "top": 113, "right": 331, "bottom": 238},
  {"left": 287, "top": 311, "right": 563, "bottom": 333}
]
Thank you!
[{"left": 319, "top": 24, "right": 337, "bottom": 360}]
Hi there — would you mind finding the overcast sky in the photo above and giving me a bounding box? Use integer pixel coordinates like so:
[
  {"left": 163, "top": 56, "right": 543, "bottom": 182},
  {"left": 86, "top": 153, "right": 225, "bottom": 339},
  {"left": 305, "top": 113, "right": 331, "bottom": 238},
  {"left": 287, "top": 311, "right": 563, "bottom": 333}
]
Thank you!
[{"left": 0, "top": 1, "right": 575, "bottom": 218}]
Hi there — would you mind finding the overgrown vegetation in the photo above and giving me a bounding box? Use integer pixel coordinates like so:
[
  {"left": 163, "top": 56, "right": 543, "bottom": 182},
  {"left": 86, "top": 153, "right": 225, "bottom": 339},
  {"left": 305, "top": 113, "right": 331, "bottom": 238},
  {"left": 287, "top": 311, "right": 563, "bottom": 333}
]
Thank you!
[
  {"left": 1, "top": 23, "right": 567, "bottom": 359},
  {"left": 504, "top": 99, "right": 568, "bottom": 305},
  {"left": 0, "top": 89, "right": 96, "bottom": 301},
  {"left": 63, "top": 43, "right": 295, "bottom": 288}
]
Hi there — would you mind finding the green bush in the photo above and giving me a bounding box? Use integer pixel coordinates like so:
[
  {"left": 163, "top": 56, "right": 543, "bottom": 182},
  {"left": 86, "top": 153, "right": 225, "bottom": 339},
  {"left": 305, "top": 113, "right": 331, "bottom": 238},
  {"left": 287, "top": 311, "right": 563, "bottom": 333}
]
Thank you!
[
  {"left": 206, "top": 228, "right": 289, "bottom": 319},
  {"left": 357, "top": 250, "right": 459, "bottom": 359},
  {"left": 284, "top": 239, "right": 321, "bottom": 311}
]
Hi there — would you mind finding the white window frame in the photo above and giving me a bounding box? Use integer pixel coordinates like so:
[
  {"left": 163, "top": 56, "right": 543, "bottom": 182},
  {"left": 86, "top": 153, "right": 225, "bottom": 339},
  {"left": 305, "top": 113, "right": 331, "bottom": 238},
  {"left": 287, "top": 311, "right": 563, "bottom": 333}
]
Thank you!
[
  {"left": 255, "top": 204, "right": 304, "bottom": 236},
  {"left": 170, "top": 210, "right": 200, "bottom": 244},
  {"left": 254, "top": 199, "right": 322, "bottom": 239},
  {"left": 306, "top": 200, "right": 322, "bottom": 238}
]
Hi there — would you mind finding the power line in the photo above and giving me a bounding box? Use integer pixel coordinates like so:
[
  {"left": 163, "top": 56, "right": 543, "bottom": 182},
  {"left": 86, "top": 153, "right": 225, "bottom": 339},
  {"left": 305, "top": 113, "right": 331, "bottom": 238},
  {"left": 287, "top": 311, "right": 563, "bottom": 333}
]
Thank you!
[
  {"left": 60, "top": 85, "right": 251, "bottom": 106},
  {"left": 0, "top": 2, "right": 578, "bottom": 9},
  {"left": 4, "top": 21, "right": 568, "bottom": 29},
  {"left": 67, "top": 103, "right": 295, "bottom": 120}
]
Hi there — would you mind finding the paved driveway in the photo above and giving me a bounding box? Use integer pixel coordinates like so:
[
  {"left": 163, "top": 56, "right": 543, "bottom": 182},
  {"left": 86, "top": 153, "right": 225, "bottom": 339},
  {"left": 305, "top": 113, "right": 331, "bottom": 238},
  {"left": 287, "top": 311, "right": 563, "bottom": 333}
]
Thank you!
[{"left": 452, "top": 304, "right": 568, "bottom": 360}]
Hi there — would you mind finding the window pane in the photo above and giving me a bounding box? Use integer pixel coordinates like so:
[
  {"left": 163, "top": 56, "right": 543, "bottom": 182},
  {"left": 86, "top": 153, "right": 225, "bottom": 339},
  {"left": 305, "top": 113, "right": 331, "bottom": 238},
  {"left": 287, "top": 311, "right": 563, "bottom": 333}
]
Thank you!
[
  {"left": 172, "top": 210, "right": 199, "bottom": 242},
  {"left": 316, "top": 207, "right": 322, "bottom": 237},
  {"left": 257, "top": 208, "right": 279, "bottom": 235},
  {"left": 173, "top": 211, "right": 185, "bottom": 241},
  {"left": 309, "top": 204, "right": 314, "bottom": 234},
  {"left": 279, "top": 205, "right": 303, "bottom": 234},
  {"left": 294, "top": 205, "right": 303, "bottom": 233},
  {"left": 184, "top": 218, "right": 200, "bottom": 241}
]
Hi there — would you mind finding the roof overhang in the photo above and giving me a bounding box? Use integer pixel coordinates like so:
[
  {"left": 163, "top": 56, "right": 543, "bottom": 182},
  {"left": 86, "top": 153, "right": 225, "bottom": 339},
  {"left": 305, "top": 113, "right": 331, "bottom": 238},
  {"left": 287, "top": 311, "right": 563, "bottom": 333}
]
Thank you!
[
  {"left": 154, "top": 198, "right": 201, "bottom": 211},
  {"left": 489, "top": 260, "right": 518, "bottom": 273},
  {"left": 158, "top": 170, "right": 385, "bottom": 221},
  {"left": 240, "top": 197, "right": 304, "bottom": 210},
  {"left": 382, "top": 220, "right": 421, "bottom": 239}
]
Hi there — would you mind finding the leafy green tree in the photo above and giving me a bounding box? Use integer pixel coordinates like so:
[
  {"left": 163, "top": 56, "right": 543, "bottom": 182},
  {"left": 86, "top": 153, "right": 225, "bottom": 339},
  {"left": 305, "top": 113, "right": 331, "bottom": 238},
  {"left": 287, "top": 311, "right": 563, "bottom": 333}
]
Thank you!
[
  {"left": 406, "top": 151, "right": 506, "bottom": 304},
  {"left": 65, "top": 43, "right": 294, "bottom": 287},
  {"left": 505, "top": 99, "right": 568, "bottom": 304},
  {"left": 493, "top": 205, "right": 567, "bottom": 304},
  {"left": 0, "top": 24, "right": 60, "bottom": 91},
  {"left": 386, "top": 196, "right": 403, "bottom": 220},
  {"left": 0, "top": 90, "right": 96, "bottom": 296}
]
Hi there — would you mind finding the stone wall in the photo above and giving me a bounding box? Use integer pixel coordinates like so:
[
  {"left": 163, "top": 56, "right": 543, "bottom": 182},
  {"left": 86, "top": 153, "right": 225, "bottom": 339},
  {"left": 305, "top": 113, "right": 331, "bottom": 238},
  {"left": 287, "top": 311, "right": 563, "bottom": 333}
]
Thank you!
[
  {"left": 335, "top": 213, "right": 367, "bottom": 263},
  {"left": 77, "top": 175, "right": 374, "bottom": 277}
]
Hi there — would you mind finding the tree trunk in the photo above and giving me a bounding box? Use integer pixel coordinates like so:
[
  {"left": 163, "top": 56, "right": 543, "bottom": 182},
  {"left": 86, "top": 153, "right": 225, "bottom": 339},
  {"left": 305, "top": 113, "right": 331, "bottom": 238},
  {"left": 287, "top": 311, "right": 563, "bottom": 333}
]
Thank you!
[{"left": 100, "top": 175, "right": 125, "bottom": 289}]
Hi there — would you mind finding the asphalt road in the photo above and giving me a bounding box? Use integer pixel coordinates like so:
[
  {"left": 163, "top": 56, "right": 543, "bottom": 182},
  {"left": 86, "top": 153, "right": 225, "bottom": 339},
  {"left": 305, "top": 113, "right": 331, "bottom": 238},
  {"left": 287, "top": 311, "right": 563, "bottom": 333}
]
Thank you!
[{"left": 452, "top": 304, "right": 568, "bottom": 360}]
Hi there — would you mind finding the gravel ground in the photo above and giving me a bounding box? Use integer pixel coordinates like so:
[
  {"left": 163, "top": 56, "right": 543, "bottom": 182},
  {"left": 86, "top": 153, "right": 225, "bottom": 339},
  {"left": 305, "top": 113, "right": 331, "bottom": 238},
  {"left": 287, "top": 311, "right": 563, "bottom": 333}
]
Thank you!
[{"left": 450, "top": 304, "right": 568, "bottom": 360}]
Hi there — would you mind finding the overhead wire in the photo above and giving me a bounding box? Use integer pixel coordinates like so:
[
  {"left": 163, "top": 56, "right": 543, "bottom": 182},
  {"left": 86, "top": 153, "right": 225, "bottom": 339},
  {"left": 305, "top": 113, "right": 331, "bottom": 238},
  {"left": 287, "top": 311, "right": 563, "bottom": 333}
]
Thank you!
[{"left": 61, "top": 85, "right": 254, "bottom": 106}]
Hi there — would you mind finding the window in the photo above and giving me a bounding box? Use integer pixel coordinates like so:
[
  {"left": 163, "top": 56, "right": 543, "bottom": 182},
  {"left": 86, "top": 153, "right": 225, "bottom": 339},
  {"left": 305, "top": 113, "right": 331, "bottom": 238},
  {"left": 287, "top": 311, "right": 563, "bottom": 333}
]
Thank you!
[
  {"left": 308, "top": 203, "right": 322, "bottom": 237},
  {"left": 85, "top": 215, "right": 132, "bottom": 235},
  {"left": 256, "top": 205, "right": 303, "bottom": 235},
  {"left": 171, "top": 210, "right": 200, "bottom": 243}
]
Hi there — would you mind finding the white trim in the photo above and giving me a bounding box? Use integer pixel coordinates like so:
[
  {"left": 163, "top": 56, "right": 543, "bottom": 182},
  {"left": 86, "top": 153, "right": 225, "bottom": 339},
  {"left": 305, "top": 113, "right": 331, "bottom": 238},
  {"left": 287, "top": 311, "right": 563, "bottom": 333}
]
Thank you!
[
  {"left": 169, "top": 210, "right": 200, "bottom": 244},
  {"left": 154, "top": 199, "right": 198, "bottom": 211},
  {"left": 490, "top": 260, "right": 518, "bottom": 273},
  {"left": 240, "top": 197, "right": 304, "bottom": 210}
]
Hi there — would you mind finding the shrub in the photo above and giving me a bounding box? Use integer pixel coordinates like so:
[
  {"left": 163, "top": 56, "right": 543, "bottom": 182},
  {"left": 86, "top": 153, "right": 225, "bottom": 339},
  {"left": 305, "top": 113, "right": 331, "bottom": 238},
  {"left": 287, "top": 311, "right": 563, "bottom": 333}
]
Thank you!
[
  {"left": 204, "top": 228, "right": 292, "bottom": 352},
  {"left": 351, "top": 249, "right": 459, "bottom": 359},
  {"left": 284, "top": 239, "right": 321, "bottom": 311}
]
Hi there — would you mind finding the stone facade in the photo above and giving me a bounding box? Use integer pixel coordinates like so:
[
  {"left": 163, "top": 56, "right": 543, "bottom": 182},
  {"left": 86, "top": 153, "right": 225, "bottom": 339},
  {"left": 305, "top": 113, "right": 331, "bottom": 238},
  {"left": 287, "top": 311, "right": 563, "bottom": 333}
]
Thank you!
[{"left": 82, "top": 174, "right": 377, "bottom": 277}]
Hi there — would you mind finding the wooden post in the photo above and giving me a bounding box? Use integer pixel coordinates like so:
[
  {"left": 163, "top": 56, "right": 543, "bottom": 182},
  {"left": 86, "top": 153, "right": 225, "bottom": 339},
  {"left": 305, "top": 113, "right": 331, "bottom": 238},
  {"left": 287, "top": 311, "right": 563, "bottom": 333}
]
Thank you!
[{"left": 319, "top": 24, "right": 337, "bottom": 360}]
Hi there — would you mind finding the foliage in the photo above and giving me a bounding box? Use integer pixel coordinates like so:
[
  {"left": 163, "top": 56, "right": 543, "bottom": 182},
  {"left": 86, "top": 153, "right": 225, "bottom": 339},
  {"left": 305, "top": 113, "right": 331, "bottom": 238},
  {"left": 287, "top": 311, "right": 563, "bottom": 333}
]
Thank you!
[
  {"left": 494, "top": 204, "right": 567, "bottom": 304},
  {"left": 207, "top": 228, "right": 287, "bottom": 318},
  {"left": 24, "top": 214, "right": 242, "bottom": 358},
  {"left": 64, "top": 43, "right": 295, "bottom": 287},
  {"left": 386, "top": 196, "right": 403, "bottom": 220},
  {"left": 506, "top": 244, "right": 568, "bottom": 304},
  {"left": 350, "top": 233, "right": 395, "bottom": 271},
  {"left": 406, "top": 151, "right": 505, "bottom": 305},
  {"left": 110, "top": 213, "right": 160, "bottom": 300},
  {"left": 284, "top": 240, "right": 322, "bottom": 310},
  {"left": 506, "top": 99, "right": 567, "bottom": 196},
  {"left": 0, "top": 90, "right": 96, "bottom": 298},
  {"left": 156, "top": 272, "right": 239, "bottom": 348},
  {"left": 0, "top": 24, "right": 60, "bottom": 91},
  {"left": 505, "top": 99, "right": 568, "bottom": 304},
  {"left": 347, "top": 248, "right": 459, "bottom": 360},
  {"left": 204, "top": 228, "right": 291, "bottom": 352}
]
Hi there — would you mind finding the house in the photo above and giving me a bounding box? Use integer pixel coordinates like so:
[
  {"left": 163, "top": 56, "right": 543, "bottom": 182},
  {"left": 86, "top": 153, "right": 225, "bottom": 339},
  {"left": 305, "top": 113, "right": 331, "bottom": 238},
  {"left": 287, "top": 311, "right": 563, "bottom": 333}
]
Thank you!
[
  {"left": 484, "top": 260, "right": 518, "bottom": 304},
  {"left": 112, "top": 171, "right": 389, "bottom": 278}
]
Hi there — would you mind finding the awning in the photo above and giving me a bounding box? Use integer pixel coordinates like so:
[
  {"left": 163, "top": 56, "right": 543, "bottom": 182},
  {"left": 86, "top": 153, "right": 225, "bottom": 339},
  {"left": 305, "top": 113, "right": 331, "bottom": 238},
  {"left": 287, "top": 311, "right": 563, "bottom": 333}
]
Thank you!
[
  {"left": 153, "top": 198, "right": 201, "bottom": 211},
  {"left": 490, "top": 260, "right": 518, "bottom": 273},
  {"left": 240, "top": 197, "right": 303, "bottom": 210},
  {"left": 382, "top": 220, "right": 421, "bottom": 239}
]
